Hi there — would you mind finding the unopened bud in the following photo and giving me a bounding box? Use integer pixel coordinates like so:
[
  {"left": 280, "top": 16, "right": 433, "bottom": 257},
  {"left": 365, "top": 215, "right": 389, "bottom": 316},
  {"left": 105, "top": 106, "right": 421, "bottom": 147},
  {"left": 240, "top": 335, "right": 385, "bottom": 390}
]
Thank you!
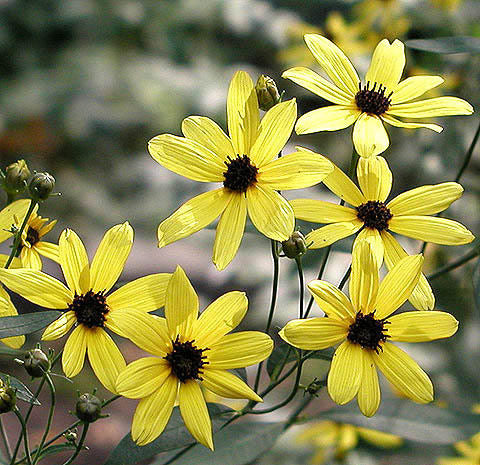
[
  {"left": 0, "top": 380, "right": 16, "bottom": 414},
  {"left": 64, "top": 429, "right": 78, "bottom": 442},
  {"left": 4, "top": 160, "right": 30, "bottom": 193},
  {"left": 255, "top": 75, "right": 281, "bottom": 111},
  {"left": 29, "top": 172, "right": 55, "bottom": 201},
  {"left": 24, "top": 348, "right": 50, "bottom": 378},
  {"left": 282, "top": 231, "right": 307, "bottom": 259},
  {"left": 75, "top": 393, "right": 102, "bottom": 423}
]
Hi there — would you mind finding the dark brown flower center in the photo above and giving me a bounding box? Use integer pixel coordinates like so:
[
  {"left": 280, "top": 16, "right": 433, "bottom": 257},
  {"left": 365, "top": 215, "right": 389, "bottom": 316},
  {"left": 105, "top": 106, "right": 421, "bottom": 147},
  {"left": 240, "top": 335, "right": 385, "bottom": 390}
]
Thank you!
[
  {"left": 223, "top": 155, "right": 258, "bottom": 193},
  {"left": 356, "top": 200, "right": 392, "bottom": 230},
  {"left": 347, "top": 311, "right": 389, "bottom": 353},
  {"left": 355, "top": 82, "right": 392, "bottom": 116},
  {"left": 26, "top": 227, "right": 40, "bottom": 246},
  {"left": 69, "top": 290, "right": 109, "bottom": 328},
  {"left": 164, "top": 336, "right": 209, "bottom": 382}
]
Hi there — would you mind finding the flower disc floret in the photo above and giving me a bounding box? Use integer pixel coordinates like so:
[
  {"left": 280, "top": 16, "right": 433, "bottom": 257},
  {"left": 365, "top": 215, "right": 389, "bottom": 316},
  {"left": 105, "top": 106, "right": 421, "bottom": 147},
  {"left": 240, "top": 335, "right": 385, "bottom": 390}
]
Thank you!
[
  {"left": 347, "top": 312, "right": 389, "bottom": 352},
  {"left": 165, "top": 336, "right": 209, "bottom": 382},
  {"left": 69, "top": 290, "right": 109, "bottom": 328},
  {"left": 223, "top": 155, "right": 258, "bottom": 192},
  {"left": 356, "top": 200, "right": 392, "bottom": 230},
  {"left": 355, "top": 82, "right": 392, "bottom": 115},
  {"left": 25, "top": 227, "right": 40, "bottom": 246}
]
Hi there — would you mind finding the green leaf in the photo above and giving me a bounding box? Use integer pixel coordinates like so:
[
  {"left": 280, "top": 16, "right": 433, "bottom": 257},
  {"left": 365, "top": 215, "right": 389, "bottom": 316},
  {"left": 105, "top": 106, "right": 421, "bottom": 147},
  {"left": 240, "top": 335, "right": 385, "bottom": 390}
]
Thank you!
[
  {"left": 155, "top": 422, "right": 284, "bottom": 465},
  {"left": 0, "top": 345, "right": 25, "bottom": 357},
  {"left": 322, "top": 399, "right": 480, "bottom": 444},
  {"left": 0, "top": 373, "right": 40, "bottom": 405},
  {"left": 473, "top": 257, "right": 480, "bottom": 310},
  {"left": 36, "top": 443, "right": 77, "bottom": 461},
  {"left": 104, "top": 404, "right": 234, "bottom": 465},
  {"left": 406, "top": 36, "right": 480, "bottom": 54},
  {"left": 0, "top": 311, "right": 61, "bottom": 338}
]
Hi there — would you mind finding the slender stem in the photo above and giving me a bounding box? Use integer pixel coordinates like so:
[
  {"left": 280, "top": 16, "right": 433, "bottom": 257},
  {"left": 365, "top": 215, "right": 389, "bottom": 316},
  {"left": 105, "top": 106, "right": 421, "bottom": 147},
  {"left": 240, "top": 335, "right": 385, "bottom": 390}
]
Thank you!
[
  {"left": 33, "top": 374, "right": 56, "bottom": 464},
  {"left": 271, "top": 346, "right": 293, "bottom": 382},
  {"left": 61, "top": 424, "right": 89, "bottom": 465},
  {"left": 338, "top": 265, "right": 351, "bottom": 291},
  {"left": 304, "top": 245, "right": 331, "bottom": 318},
  {"left": 283, "top": 394, "right": 314, "bottom": 430},
  {"left": 0, "top": 416, "right": 12, "bottom": 461},
  {"left": 428, "top": 248, "right": 479, "bottom": 280},
  {"left": 162, "top": 443, "right": 195, "bottom": 465},
  {"left": 13, "top": 408, "right": 31, "bottom": 465},
  {"left": 295, "top": 257, "right": 305, "bottom": 319}
]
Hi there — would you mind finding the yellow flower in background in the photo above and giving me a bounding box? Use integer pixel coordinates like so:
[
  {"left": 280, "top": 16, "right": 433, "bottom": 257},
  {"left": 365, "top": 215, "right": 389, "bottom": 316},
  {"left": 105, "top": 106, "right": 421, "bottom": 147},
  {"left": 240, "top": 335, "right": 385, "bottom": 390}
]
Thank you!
[
  {"left": 291, "top": 155, "right": 474, "bottom": 310},
  {"left": 148, "top": 70, "right": 333, "bottom": 270},
  {"left": 0, "top": 223, "right": 172, "bottom": 393},
  {"left": 438, "top": 432, "right": 480, "bottom": 465},
  {"left": 279, "top": 240, "right": 458, "bottom": 417},
  {"left": 117, "top": 266, "right": 273, "bottom": 449},
  {"left": 282, "top": 34, "right": 473, "bottom": 157},
  {"left": 297, "top": 420, "right": 402, "bottom": 465}
]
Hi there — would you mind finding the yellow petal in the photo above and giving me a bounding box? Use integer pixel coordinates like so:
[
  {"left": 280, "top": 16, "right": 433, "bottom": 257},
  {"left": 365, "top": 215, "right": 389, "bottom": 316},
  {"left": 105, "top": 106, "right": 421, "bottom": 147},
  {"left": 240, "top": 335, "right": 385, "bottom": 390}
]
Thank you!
[
  {"left": 148, "top": 134, "right": 225, "bottom": 182},
  {"left": 388, "top": 216, "right": 474, "bottom": 245},
  {"left": 304, "top": 34, "right": 360, "bottom": 95},
  {"left": 90, "top": 222, "right": 133, "bottom": 293},
  {"left": 373, "top": 343, "right": 433, "bottom": 403},
  {"left": 202, "top": 369, "right": 262, "bottom": 402},
  {"left": 356, "top": 156, "right": 392, "bottom": 202},
  {"left": 353, "top": 113, "right": 389, "bottom": 158},
  {"left": 324, "top": 163, "right": 365, "bottom": 206},
  {"left": 375, "top": 254, "right": 423, "bottom": 319},
  {"left": 305, "top": 221, "right": 363, "bottom": 249},
  {"left": 337, "top": 424, "right": 358, "bottom": 454},
  {"left": 107, "top": 273, "right": 171, "bottom": 312},
  {"left": 382, "top": 113, "right": 443, "bottom": 132},
  {"left": 290, "top": 199, "right": 357, "bottom": 223},
  {"left": 250, "top": 99, "right": 296, "bottom": 167},
  {"left": 207, "top": 331, "right": 273, "bottom": 369},
  {"left": 86, "top": 328, "right": 126, "bottom": 393},
  {"left": 356, "top": 428, "right": 403, "bottom": 448},
  {"left": 0, "top": 286, "right": 24, "bottom": 348},
  {"left": 328, "top": 341, "right": 363, "bottom": 405},
  {"left": 0, "top": 255, "right": 21, "bottom": 269},
  {"left": 42, "top": 311, "right": 77, "bottom": 341},
  {"left": 365, "top": 39, "right": 405, "bottom": 92},
  {"left": 179, "top": 380, "right": 214, "bottom": 450},
  {"left": 0, "top": 268, "right": 72, "bottom": 308},
  {"left": 20, "top": 247, "right": 42, "bottom": 270},
  {"left": 388, "top": 96, "right": 473, "bottom": 118},
  {"left": 117, "top": 357, "right": 171, "bottom": 399},
  {"left": 1, "top": 335, "right": 25, "bottom": 349},
  {"left": 227, "top": 70, "right": 259, "bottom": 156},
  {"left": 165, "top": 266, "right": 199, "bottom": 341},
  {"left": 307, "top": 280, "right": 356, "bottom": 319},
  {"left": 157, "top": 188, "right": 229, "bottom": 247},
  {"left": 357, "top": 352, "right": 380, "bottom": 417},
  {"left": 279, "top": 317, "right": 347, "bottom": 350},
  {"left": 0, "top": 199, "right": 30, "bottom": 243},
  {"left": 62, "top": 325, "right": 87, "bottom": 378},
  {"left": 282, "top": 67, "right": 353, "bottom": 104},
  {"left": 392, "top": 76, "right": 444, "bottom": 104},
  {"left": 59, "top": 229, "right": 91, "bottom": 295},
  {"left": 132, "top": 375, "right": 177, "bottom": 446},
  {"left": 354, "top": 228, "right": 385, "bottom": 268},
  {"left": 295, "top": 105, "right": 360, "bottom": 134},
  {"left": 34, "top": 242, "right": 60, "bottom": 263},
  {"left": 388, "top": 311, "right": 458, "bottom": 342},
  {"left": 246, "top": 185, "right": 294, "bottom": 241},
  {"left": 387, "top": 182, "right": 464, "bottom": 216},
  {"left": 258, "top": 148, "right": 333, "bottom": 190},
  {"left": 212, "top": 192, "right": 246, "bottom": 271},
  {"left": 193, "top": 291, "right": 248, "bottom": 347}
]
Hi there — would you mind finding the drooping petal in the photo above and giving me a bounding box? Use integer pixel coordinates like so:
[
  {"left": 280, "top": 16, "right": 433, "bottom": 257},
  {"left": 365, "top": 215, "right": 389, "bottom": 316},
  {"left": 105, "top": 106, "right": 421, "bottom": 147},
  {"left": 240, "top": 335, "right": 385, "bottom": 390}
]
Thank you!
[
  {"left": 356, "top": 156, "right": 392, "bottom": 202},
  {"left": 62, "top": 325, "right": 88, "bottom": 378},
  {"left": 250, "top": 99, "right": 296, "bottom": 167},
  {"left": 90, "top": 222, "right": 133, "bottom": 294},
  {"left": 42, "top": 311, "right": 77, "bottom": 341},
  {"left": 19, "top": 248, "right": 42, "bottom": 270},
  {"left": 305, "top": 221, "right": 363, "bottom": 249},
  {"left": 388, "top": 97, "right": 473, "bottom": 118},
  {"left": 59, "top": 229, "right": 90, "bottom": 295},
  {"left": 324, "top": 163, "right": 366, "bottom": 207},
  {"left": 212, "top": 192, "right": 246, "bottom": 271},
  {"left": 387, "top": 183, "right": 464, "bottom": 216},
  {"left": 148, "top": 134, "right": 225, "bottom": 181},
  {"left": 388, "top": 216, "right": 474, "bottom": 245},
  {"left": 388, "top": 311, "right": 458, "bottom": 342},
  {"left": 179, "top": 380, "right": 214, "bottom": 450},
  {"left": 354, "top": 228, "right": 385, "bottom": 268},
  {"left": 373, "top": 343, "right": 433, "bottom": 403},
  {"left": 381, "top": 114, "right": 443, "bottom": 132},
  {"left": 246, "top": 185, "right": 294, "bottom": 241},
  {"left": 391, "top": 76, "right": 444, "bottom": 104},
  {"left": 365, "top": 39, "right": 405, "bottom": 92},
  {"left": 202, "top": 369, "right": 262, "bottom": 402},
  {"left": 34, "top": 242, "right": 60, "bottom": 263},
  {"left": 0, "top": 199, "right": 31, "bottom": 243},
  {"left": 157, "top": 188, "right": 229, "bottom": 247},
  {"left": 295, "top": 106, "right": 360, "bottom": 134},
  {"left": 357, "top": 352, "right": 380, "bottom": 417},
  {"left": 307, "top": 280, "right": 356, "bottom": 320},
  {"left": 353, "top": 113, "right": 390, "bottom": 158},
  {"left": 290, "top": 199, "right": 357, "bottom": 223}
]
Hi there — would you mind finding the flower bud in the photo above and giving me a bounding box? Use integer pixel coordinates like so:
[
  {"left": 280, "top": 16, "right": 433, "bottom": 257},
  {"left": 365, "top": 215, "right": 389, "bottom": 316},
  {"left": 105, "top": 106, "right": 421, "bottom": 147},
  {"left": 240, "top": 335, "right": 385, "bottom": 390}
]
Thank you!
[
  {"left": 255, "top": 75, "right": 281, "bottom": 111},
  {"left": 75, "top": 393, "right": 102, "bottom": 423},
  {"left": 64, "top": 429, "right": 78, "bottom": 442},
  {"left": 0, "top": 381, "right": 16, "bottom": 414},
  {"left": 4, "top": 159, "right": 30, "bottom": 193},
  {"left": 28, "top": 172, "right": 55, "bottom": 201},
  {"left": 23, "top": 348, "right": 50, "bottom": 378},
  {"left": 282, "top": 231, "right": 307, "bottom": 259}
]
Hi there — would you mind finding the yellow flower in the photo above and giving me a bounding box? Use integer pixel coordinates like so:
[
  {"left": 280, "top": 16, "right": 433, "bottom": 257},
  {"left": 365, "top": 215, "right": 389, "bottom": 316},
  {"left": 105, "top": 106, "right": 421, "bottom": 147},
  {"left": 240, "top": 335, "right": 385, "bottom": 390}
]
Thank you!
[
  {"left": 438, "top": 432, "right": 480, "bottom": 465},
  {"left": 279, "top": 240, "right": 458, "bottom": 417},
  {"left": 282, "top": 34, "right": 473, "bottom": 157},
  {"left": 148, "top": 70, "right": 333, "bottom": 270},
  {"left": 0, "top": 223, "right": 172, "bottom": 392},
  {"left": 291, "top": 155, "right": 474, "bottom": 310},
  {"left": 116, "top": 266, "right": 273, "bottom": 449}
]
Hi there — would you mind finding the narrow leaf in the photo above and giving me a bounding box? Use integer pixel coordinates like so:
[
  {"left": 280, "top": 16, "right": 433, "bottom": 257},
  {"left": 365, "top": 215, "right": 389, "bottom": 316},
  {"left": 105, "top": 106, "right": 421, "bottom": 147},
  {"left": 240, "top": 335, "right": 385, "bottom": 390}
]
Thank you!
[
  {"left": 0, "top": 373, "right": 40, "bottom": 405},
  {"left": 36, "top": 443, "right": 77, "bottom": 460},
  {"left": 0, "top": 311, "right": 61, "bottom": 338},
  {"left": 406, "top": 36, "right": 480, "bottom": 54}
]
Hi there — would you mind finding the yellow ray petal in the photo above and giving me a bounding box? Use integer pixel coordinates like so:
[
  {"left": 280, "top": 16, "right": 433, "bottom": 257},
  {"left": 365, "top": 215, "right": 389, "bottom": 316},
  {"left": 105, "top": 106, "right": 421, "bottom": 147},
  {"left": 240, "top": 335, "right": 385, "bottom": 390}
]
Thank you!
[
  {"left": 179, "top": 380, "right": 214, "bottom": 450},
  {"left": 391, "top": 76, "right": 444, "bottom": 104},
  {"left": 148, "top": 134, "right": 225, "bottom": 182},
  {"left": 212, "top": 192, "right": 246, "bottom": 271},
  {"left": 305, "top": 221, "right": 363, "bottom": 249},
  {"left": 1, "top": 335, "right": 25, "bottom": 349},
  {"left": 202, "top": 369, "right": 262, "bottom": 402},
  {"left": 324, "top": 163, "right": 365, "bottom": 206},
  {"left": 207, "top": 331, "right": 273, "bottom": 369},
  {"left": 354, "top": 228, "right": 384, "bottom": 268},
  {"left": 290, "top": 199, "right": 357, "bottom": 223},
  {"left": 117, "top": 357, "right": 171, "bottom": 399},
  {"left": 373, "top": 343, "right": 433, "bottom": 403},
  {"left": 0, "top": 255, "right": 21, "bottom": 269},
  {"left": 157, "top": 188, "right": 230, "bottom": 247},
  {"left": 0, "top": 286, "right": 24, "bottom": 348},
  {"left": 328, "top": 341, "right": 363, "bottom": 406},
  {"left": 365, "top": 39, "right": 405, "bottom": 92},
  {"left": 388, "top": 216, "right": 474, "bottom": 245},
  {"left": 42, "top": 311, "right": 77, "bottom": 341},
  {"left": 388, "top": 97, "right": 473, "bottom": 118},
  {"left": 387, "top": 182, "right": 464, "bottom": 216},
  {"left": 357, "top": 428, "right": 403, "bottom": 448},
  {"left": 388, "top": 311, "right": 458, "bottom": 342},
  {"left": 279, "top": 317, "right": 347, "bottom": 350},
  {"left": 59, "top": 229, "right": 90, "bottom": 295},
  {"left": 34, "top": 242, "right": 60, "bottom": 263},
  {"left": 357, "top": 352, "right": 380, "bottom": 417},
  {"left": 0, "top": 199, "right": 30, "bottom": 243},
  {"left": 246, "top": 185, "right": 294, "bottom": 241},
  {"left": 307, "top": 280, "right": 356, "bottom": 319},
  {"left": 282, "top": 67, "right": 353, "bottom": 104},
  {"left": 90, "top": 222, "right": 133, "bottom": 294},
  {"left": 62, "top": 325, "right": 88, "bottom": 378},
  {"left": 356, "top": 156, "right": 392, "bottom": 202},
  {"left": 20, "top": 248, "right": 42, "bottom": 270},
  {"left": 295, "top": 105, "right": 360, "bottom": 134},
  {"left": 382, "top": 113, "right": 443, "bottom": 132},
  {"left": 353, "top": 113, "right": 389, "bottom": 158}
]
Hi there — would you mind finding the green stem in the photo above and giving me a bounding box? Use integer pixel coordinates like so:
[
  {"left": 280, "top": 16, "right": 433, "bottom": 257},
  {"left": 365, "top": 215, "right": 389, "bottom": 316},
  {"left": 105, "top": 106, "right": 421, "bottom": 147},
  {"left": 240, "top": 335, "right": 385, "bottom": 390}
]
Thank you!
[
  {"left": 283, "top": 394, "right": 314, "bottom": 430},
  {"left": 0, "top": 416, "right": 12, "bottom": 461},
  {"left": 338, "top": 265, "right": 351, "bottom": 291},
  {"left": 295, "top": 257, "right": 305, "bottom": 319},
  {"left": 61, "top": 424, "right": 89, "bottom": 465},
  {"left": 304, "top": 245, "right": 332, "bottom": 318},
  {"left": 33, "top": 374, "right": 56, "bottom": 464},
  {"left": 13, "top": 408, "right": 31, "bottom": 465},
  {"left": 428, "top": 248, "right": 479, "bottom": 280}
]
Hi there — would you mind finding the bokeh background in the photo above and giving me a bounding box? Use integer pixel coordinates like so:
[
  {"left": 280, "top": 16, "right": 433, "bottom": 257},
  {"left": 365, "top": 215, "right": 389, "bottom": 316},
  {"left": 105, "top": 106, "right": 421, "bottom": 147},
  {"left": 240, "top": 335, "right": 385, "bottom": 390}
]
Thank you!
[{"left": 0, "top": 0, "right": 479, "bottom": 464}]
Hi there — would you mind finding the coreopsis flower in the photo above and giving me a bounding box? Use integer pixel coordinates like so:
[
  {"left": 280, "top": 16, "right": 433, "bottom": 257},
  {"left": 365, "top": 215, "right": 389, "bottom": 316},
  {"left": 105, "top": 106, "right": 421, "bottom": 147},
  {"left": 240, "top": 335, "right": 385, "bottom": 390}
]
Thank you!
[
  {"left": 290, "top": 155, "right": 474, "bottom": 310},
  {"left": 437, "top": 432, "right": 480, "bottom": 465},
  {"left": 116, "top": 266, "right": 273, "bottom": 449},
  {"left": 148, "top": 70, "right": 333, "bottom": 270},
  {"left": 282, "top": 34, "right": 473, "bottom": 157},
  {"left": 0, "top": 223, "right": 171, "bottom": 393},
  {"left": 279, "top": 240, "right": 458, "bottom": 417}
]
